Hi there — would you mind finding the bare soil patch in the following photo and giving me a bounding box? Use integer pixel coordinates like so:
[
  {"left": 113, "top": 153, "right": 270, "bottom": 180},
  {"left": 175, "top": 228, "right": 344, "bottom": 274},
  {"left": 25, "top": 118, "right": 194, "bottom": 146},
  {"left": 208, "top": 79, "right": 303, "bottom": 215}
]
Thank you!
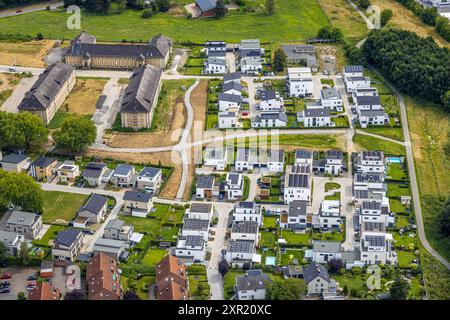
[
  {"left": 61, "top": 78, "right": 107, "bottom": 115},
  {"left": 0, "top": 40, "right": 55, "bottom": 67}
]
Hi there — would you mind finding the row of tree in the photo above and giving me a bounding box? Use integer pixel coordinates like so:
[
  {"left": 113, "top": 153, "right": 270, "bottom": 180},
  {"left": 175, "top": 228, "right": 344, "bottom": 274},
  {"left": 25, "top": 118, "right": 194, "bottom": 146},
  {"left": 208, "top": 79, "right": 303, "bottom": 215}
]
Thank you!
[
  {"left": 362, "top": 29, "right": 450, "bottom": 108},
  {"left": 63, "top": 0, "right": 171, "bottom": 14}
]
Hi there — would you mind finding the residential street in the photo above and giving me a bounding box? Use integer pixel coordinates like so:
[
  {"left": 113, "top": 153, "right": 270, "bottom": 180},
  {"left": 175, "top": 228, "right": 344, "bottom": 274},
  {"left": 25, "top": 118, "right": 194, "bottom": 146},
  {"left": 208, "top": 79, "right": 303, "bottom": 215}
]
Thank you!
[{"left": 0, "top": 1, "right": 63, "bottom": 18}]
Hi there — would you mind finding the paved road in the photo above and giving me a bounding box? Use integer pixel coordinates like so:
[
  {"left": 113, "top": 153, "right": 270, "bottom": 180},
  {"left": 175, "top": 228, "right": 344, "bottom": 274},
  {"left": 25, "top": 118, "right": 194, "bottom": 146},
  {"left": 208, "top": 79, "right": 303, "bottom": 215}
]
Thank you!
[
  {"left": 0, "top": 75, "right": 38, "bottom": 112},
  {"left": 0, "top": 1, "right": 63, "bottom": 18}
]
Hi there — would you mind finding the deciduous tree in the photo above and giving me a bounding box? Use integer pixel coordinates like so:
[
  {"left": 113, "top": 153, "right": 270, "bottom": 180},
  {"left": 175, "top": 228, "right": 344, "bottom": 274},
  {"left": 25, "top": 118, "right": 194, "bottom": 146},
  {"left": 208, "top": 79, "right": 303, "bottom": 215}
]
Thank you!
[
  {"left": 273, "top": 48, "right": 287, "bottom": 72},
  {"left": 53, "top": 115, "right": 96, "bottom": 154}
]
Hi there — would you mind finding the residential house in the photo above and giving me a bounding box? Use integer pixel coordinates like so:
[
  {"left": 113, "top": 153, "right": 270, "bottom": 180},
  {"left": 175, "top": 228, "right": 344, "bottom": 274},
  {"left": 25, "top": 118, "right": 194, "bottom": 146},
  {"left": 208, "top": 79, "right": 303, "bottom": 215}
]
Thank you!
[
  {"left": 281, "top": 44, "right": 317, "bottom": 71},
  {"left": 123, "top": 191, "right": 153, "bottom": 217},
  {"left": 0, "top": 153, "right": 30, "bottom": 173},
  {"left": 352, "top": 87, "right": 378, "bottom": 98},
  {"left": 303, "top": 262, "right": 337, "bottom": 296},
  {"left": 185, "top": 203, "right": 214, "bottom": 221},
  {"left": 324, "top": 150, "right": 344, "bottom": 176},
  {"left": 82, "top": 162, "right": 107, "bottom": 187},
  {"left": 233, "top": 202, "right": 261, "bottom": 225},
  {"left": 267, "top": 149, "right": 284, "bottom": 173},
  {"left": 239, "top": 39, "right": 262, "bottom": 51},
  {"left": 86, "top": 252, "right": 121, "bottom": 300},
  {"left": 218, "top": 92, "right": 242, "bottom": 112},
  {"left": 280, "top": 201, "right": 307, "bottom": 232},
  {"left": 175, "top": 235, "right": 206, "bottom": 263},
  {"left": 287, "top": 67, "right": 314, "bottom": 97},
  {"left": 196, "top": 0, "right": 217, "bottom": 17},
  {"left": 235, "top": 148, "right": 258, "bottom": 172},
  {"left": 66, "top": 33, "right": 172, "bottom": 69},
  {"left": 204, "top": 41, "right": 226, "bottom": 55},
  {"left": 120, "top": 64, "right": 163, "bottom": 130},
  {"left": 155, "top": 255, "right": 189, "bottom": 300},
  {"left": 52, "top": 228, "right": 84, "bottom": 261},
  {"left": 29, "top": 157, "right": 58, "bottom": 181},
  {"left": 104, "top": 219, "right": 134, "bottom": 242},
  {"left": 283, "top": 166, "right": 312, "bottom": 204},
  {"left": 235, "top": 270, "right": 271, "bottom": 300},
  {"left": 222, "top": 81, "right": 242, "bottom": 96},
  {"left": 354, "top": 95, "right": 382, "bottom": 111},
  {"left": 225, "top": 173, "right": 244, "bottom": 200},
  {"left": 0, "top": 230, "right": 24, "bottom": 256},
  {"left": 355, "top": 151, "right": 385, "bottom": 174},
  {"left": 231, "top": 221, "right": 259, "bottom": 245},
  {"left": 203, "top": 146, "right": 228, "bottom": 170},
  {"left": 320, "top": 88, "right": 343, "bottom": 112},
  {"left": 251, "top": 112, "right": 287, "bottom": 128},
  {"left": 298, "top": 108, "right": 333, "bottom": 127},
  {"left": 75, "top": 193, "right": 108, "bottom": 225},
  {"left": 39, "top": 261, "right": 54, "bottom": 278},
  {"left": 181, "top": 218, "right": 210, "bottom": 242},
  {"left": 223, "top": 72, "right": 241, "bottom": 85},
  {"left": 259, "top": 89, "right": 282, "bottom": 112},
  {"left": 358, "top": 110, "right": 389, "bottom": 128},
  {"left": 93, "top": 238, "right": 127, "bottom": 261},
  {"left": 345, "top": 76, "right": 371, "bottom": 93},
  {"left": 28, "top": 282, "right": 61, "bottom": 301},
  {"left": 343, "top": 65, "right": 364, "bottom": 78},
  {"left": 295, "top": 149, "right": 313, "bottom": 165},
  {"left": 5, "top": 210, "right": 43, "bottom": 240},
  {"left": 312, "top": 240, "right": 342, "bottom": 264},
  {"left": 56, "top": 162, "right": 80, "bottom": 184},
  {"left": 18, "top": 62, "right": 76, "bottom": 124},
  {"left": 111, "top": 164, "right": 136, "bottom": 187},
  {"left": 319, "top": 200, "right": 341, "bottom": 230},
  {"left": 136, "top": 167, "right": 162, "bottom": 193},
  {"left": 225, "top": 240, "right": 256, "bottom": 268},
  {"left": 204, "top": 57, "right": 226, "bottom": 74},
  {"left": 360, "top": 222, "right": 397, "bottom": 265},
  {"left": 218, "top": 111, "right": 239, "bottom": 129},
  {"left": 196, "top": 175, "right": 215, "bottom": 199}
]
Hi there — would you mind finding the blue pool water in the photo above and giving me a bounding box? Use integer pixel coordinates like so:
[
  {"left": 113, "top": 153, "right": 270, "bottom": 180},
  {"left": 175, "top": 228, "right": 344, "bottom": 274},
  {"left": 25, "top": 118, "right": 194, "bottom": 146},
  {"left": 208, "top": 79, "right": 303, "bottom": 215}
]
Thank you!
[
  {"left": 387, "top": 157, "right": 402, "bottom": 163},
  {"left": 265, "top": 256, "right": 276, "bottom": 266}
]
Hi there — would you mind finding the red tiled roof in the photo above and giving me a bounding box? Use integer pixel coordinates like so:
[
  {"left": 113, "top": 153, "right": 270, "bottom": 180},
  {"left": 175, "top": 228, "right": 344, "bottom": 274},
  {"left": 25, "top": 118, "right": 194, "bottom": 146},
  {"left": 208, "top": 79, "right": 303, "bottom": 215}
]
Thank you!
[{"left": 28, "top": 282, "right": 61, "bottom": 300}]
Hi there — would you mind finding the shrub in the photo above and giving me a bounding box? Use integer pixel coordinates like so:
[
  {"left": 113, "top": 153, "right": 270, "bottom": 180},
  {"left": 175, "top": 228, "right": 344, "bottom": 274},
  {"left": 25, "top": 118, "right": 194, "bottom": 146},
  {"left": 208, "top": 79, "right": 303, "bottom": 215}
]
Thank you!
[{"left": 142, "top": 9, "right": 153, "bottom": 18}]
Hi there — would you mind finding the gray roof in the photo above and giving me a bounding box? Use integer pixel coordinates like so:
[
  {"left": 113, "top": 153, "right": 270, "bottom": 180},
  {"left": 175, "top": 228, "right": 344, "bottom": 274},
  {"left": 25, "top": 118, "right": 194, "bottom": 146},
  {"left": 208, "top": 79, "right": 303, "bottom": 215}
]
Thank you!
[
  {"left": 196, "top": 0, "right": 217, "bottom": 12},
  {"left": 205, "top": 41, "right": 226, "bottom": 48},
  {"left": 223, "top": 72, "right": 241, "bottom": 82},
  {"left": 207, "top": 57, "right": 226, "bottom": 66},
  {"left": 78, "top": 194, "right": 107, "bottom": 215},
  {"left": 236, "top": 273, "right": 270, "bottom": 291},
  {"left": 138, "top": 166, "right": 161, "bottom": 178},
  {"left": 120, "top": 64, "right": 162, "bottom": 114},
  {"left": 268, "top": 149, "right": 284, "bottom": 162},
  {"left": 288, "top": 201, "right": 307, "bottom": 217},
  {"left": 113, "top": 164, "right": 134, "bottom": 176},
  {"left": 355, "top": 95, "right": 381, "bottom": 106},
  {"left": 227, "top": 240, "right": 254, "bottom": 253},
  {"left": 303, "top": 262, "right": 331, "bottom": 284},
  {"left": 346, "top": 76, "right": 369, "bottom": 81},
  {"left": 236, "top": 201, "right": 255, "bottom": 209},
  {"left": 231, "top": 221, "right": 258, "bottom": 234},
  {"left": 354, "top": 173, "right": 383, "bottom": 183},
  {"left": 295, "top": 149, "right": 313, "bottom": 160},
  {"left": 183, "top": 219, "right": 209, "bottom": 231},
  {"left": 360, "top": 110, "right": 387, "bottom": 117},
  {"left": 196, "top": 175, "right": 215, "bottom": 189},
  {"left": 364, "top": 235, "right": 385, "bottom": 247},
  {"left": 93, "top": 238, "right": 125, "bottom": 254},
  {"left": 227, "top": 173, "right": 242, "bottom": 185},
  {"left": 18, "top": 62, "right": 74, "bottom": 111},
  {"left": 54, "top": 228, "right": 82, "bottom": 247},
  {"left": 190, "top": 203, "right": 213, "bottom": 213},
  {"left": 287, "top": 174, "right": 309, "bottom": 188},
  {"left": 260, "top": 89, "right": 277, "bottom": 101},
  {"left": 222, "top": 81, "right": 242, "bottom": 93},
  {"left": 0, "top": 153, "right": 28, "bottom": 164},
  {"left": 291, "top": 164, "right": 311, "bottom": 174},
  {"left": 30, "top": 156, "right": 56, "bottom": 168},
  {"left": 0, "top": 230, "right": 21, "bottom": 245},
  {"left": 312, "top": 240, "right": 341, "bottom": 253},
  {"left": 304, "top": 108, "right": 330, "bottom": 117},
  {"left": 363, "top": 222, "right": 385, "bottom": 232},
  {"left": 71, "top": 31, "right": 96, "bottom": 45},
  {"left": 219, "top": 92, "right": 242, "bottom": 103},
  {"left": 185, "top": 235, "right": 204, "bottom": 247},
  {"left": 326, "top": 150, "right": 343, "bottom": 160},
  {"left": 105, "top": 219, "right": 125, "bottom": 231},
  {"left": 321, "top": 87, "right": 341, "bottom": 100},
  {"left": 208, "top": 50, "right": 226, "bottom": 58},
  {"left": 281, "top": 44, "right": 315, "bottom": 60},
  {"left": 7, "top": 211, "right": 40, "bottom": 227},
  {"left": 362, "top": 201, "right": 381, "bottom": 210},
  {"left": 255, "top": 112, "right": 288, "bottom": 122},
  {"left": 344, "top": 65, "right": 364, "bottom": 73},
  {"left": 82, "top": 162, "right": 106, "bottom": 179},
  {"left": 123, "top": 191, "right": 152, "bottom": 203},
  {"left": 362, "top": 150, "right": 384, "bottom": 161}
]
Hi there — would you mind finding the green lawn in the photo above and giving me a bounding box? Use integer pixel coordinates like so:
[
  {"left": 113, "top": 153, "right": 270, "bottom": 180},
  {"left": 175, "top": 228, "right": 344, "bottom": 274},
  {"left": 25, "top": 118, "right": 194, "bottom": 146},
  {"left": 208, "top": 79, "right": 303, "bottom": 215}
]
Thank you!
[
  {"left": 223, "top": 271, "right": 244, "bottom": 300},
  {"left": 0, "top": 89, "right": 12, "bottom": 107},
  {"left": 263, "top": 215, "right": 278, "bottom": 229},
  {"left": 362, "top": 126, "right": 404, "bottom": 142},
  {"left": 236, "top": 134, "right": 342, "bottom": 150},
  {"left": 42, "top": 191, "right": 89, "bottom": 225},
  {"left": 141, "top": 248, "right": 168, "bottom": 267},
  {"left": 353, "top": 134, "right": 406, "bottom": 156},
  {"left": 397, "top": 251, "right": 418, "bottom": 269},
  {"left": 32, "top": 225, "right": 67, "bottom": 247},
  {"left": 260, "top": 231, "right": 277, "bottom": 248},
  {"left": 280, "top": 231, "right": 310, "bottom": 245},
  {"left": 325, "top": 182, "right": 340, "bottom": 192},
  {"left": 0, "top": 1, "right": 329, "bottom": 43},
  {"left": 387, "top": 183, "right": 411, "bottom": 198},
  {"left": 386, "top": 163, "right": 408, "bottom": 181},
  {"left": 189, "top": 274, "right": 210, "bottom": 300},
  {"left": 325, "top": 191, "right": 341, "bottom": 201},
  {"left": 278, "top": 249, "right": 304, "bottom": 266},
  {"left": 390, "top": 199, "right": 407, "bottom": 215},
  {"left": 206, "top": 114, "right": 218, "bottom": 130}
]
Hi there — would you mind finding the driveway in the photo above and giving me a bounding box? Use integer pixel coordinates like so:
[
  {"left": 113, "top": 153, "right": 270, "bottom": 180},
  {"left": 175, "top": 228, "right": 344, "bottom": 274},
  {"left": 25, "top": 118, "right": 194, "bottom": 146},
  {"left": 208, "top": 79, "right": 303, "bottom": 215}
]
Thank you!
[
  {"left": 244, "top": 173, "right": 260, "bottom": 202},
  {"left": 226, "top": 52, "right": 236, "bottom": 73},
  {"left": 1, "top": 75, "right": 38, "bottom": 113}
]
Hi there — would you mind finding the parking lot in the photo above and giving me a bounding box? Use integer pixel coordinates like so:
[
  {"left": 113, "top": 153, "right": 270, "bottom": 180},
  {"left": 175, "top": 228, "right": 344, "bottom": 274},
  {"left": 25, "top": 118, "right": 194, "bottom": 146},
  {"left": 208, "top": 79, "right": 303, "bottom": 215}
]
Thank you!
[{"left": 0, "top": 267, "right": 38, "bottom": 300}]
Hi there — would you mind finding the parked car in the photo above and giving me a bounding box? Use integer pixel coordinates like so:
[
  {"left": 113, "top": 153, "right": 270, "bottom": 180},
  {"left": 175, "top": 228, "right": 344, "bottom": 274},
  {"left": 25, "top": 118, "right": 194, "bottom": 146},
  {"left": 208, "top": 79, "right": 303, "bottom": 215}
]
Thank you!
[
  {"left": 0, "top": 273, "right": 12, "bottom": 280},
  {"left": 82, "top": 229, "right": 95, "bottom": 235},
  {"left": 0, "top": 287, "right": 10, "bottom": 294},
  {"left": 26, "top": 285, "right": 37, "bottom": 291},
  {"left": 26, "top": 274, "right": 37, "bottom": 281},
  {"left": 0, "top": 281, "right": 11, "bottom": 287},
  {"left": 16, "top": 9, "right": 22, "bottom": 13},
  {"left": 8, "top": 66, "right": 17, "bottom": 72}
]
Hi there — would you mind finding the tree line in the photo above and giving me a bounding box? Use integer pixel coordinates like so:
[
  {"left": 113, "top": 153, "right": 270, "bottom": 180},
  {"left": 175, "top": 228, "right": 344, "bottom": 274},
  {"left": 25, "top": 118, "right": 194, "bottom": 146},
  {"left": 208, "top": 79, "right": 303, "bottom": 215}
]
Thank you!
[{"left": 362, "top": 29, "right": 450, "bottom": 109}]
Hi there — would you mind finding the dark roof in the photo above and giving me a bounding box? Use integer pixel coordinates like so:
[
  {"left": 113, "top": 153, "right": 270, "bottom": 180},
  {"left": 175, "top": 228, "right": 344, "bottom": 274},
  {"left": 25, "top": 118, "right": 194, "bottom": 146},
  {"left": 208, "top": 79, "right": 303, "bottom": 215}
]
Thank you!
[
  {"left": 54, "top": 229, "right": 82, "bottom": 247},
  {"left": 184, "top": 235, "right": 204, "bottom": 247},
  {"left": 355, "top": 95, "right": 381, "bottom": 106},
  {"left": 365, "top": 235, "right": 385, "bottom": 247},
  {"left": 303, "top": 263, "right": 331, "bottom": 284},
  {"left": 362, "top": 150, "right": 384, "bottom": 160},
  {"left": 236, "top": 201, "right": 255, "bottom": 209},
  {"left": 18, "top": 62, "right": 74, "bottom": 111},
  {"left": 123, "top": 191, "right": 152, "bottom": 203},
  {"left": 360, "top": 110, "right": 387, "bottom": 117},
  {"left": 208, "top": 50, "right": 226, "bottom": 58},
  {"left": 190, "top": 203, "right": 213, "bottom": 213},
  {"left": 207, "top": 57, "right": 226, "bottom": 66},
  {"left": 0, "top": 153, "right": 28, "bottom": 164},
  {"left": 304, "top": 108, "right": 330, "bottom": 117},
  {"left": 256, "top": 113, "right": 288, "bottom": 122},
  {"left": 268, "top": 149, "right": 284, "bottom": 162},
  {"left": 291, "top": 164, "right": 311, "bottom": 174},
  {"left": 196, "top": 175, "right": 215, "bottom": 189},
  {"left": 196, "top": 0, "right": 217, "bottom": 12},
  {"left": 222, "top": 81, "right": 242, "bottom": 93},
  {"left": 260, "top": 89, "right": 276, "bottom": 101},
  {"left": 287, "top": 174, "right": 309, "bottom": 188},
  {"left": 113, "top": 164, "right": 134, "bottom": 176},
  {"left": 183, "top": 219, "right": 209, "bottom": 231},
  {"left": 231, "top": 221, "right": 258, "bottom": 234},
  {"left": 236, "top": 273, "right": 270, "bottom": 291},
  {"left": 31, "top": 156, "right": 57, "bottom": 168},
  {"left": 71, "top": 31, "right": 96, "bottom": 45},
  {"left": 219, "top": 92, "right": 242, "bottom": 103},
  {"left": 295, "top": 149, "right": 313, "bottom": 159},
  {"left": 149, "top": 34, "right": 172, "bottom": 58},
  {"left": 78, "top": 194, "right": 107, "bottom": 215},
  {"left": 326, "top": 150, "right": 343, "bottom": 160},
  {"left": 227, "top": 173, "right": 241, "bottom": 185},
  {"left": 120, "top": 64, "right": 162, "bottom": 114},
  {"left": 223, "top": 72, "right": 241, "bottom": 82},
  {"left": 205, "top": 41, "right": 226, "bottom": 48},
  {"left": 288, "top": 201, "right": 307, "bottom": 217},
  {"left": 344, "top": 65, "right": 364, "bottom": 73},
  {"left": 362, "top": 201, "right": 381, "bottom": 210},
  {"left": 355, "top": 173, "right": 383, "bottom": 183},
  {"left": 82, "top": 162, "right": 106, "bottom": 178},
  {"left": 227, "top": 240, "right": 254, "bottom": 253}
]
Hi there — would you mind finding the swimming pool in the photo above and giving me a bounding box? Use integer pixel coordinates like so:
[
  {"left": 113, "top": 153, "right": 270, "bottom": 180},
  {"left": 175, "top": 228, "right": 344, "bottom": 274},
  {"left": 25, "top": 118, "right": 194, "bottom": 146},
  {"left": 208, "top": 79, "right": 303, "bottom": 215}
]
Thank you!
[
  {"left": 265, "top": 256, "right": 276, "bottom": 266},
  {"left": 386, "top": 157, "right": 403, "bottom": 164}
]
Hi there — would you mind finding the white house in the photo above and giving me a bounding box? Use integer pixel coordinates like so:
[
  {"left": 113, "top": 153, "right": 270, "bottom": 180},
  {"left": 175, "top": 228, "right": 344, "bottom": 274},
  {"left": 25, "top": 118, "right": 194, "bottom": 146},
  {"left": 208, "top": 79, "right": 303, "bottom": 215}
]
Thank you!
[
  {"left": 218, "top": 92, "right": 242, "bottom": 112},
  {"left": 267, "top": 149, "right": 284, "bottom": 173},
  {"left": 181, "top": 218, "right": 210, "bottom": 242},
  {"left": 223, "top": 72, "right": 241, "bottom": 85},
  {"left": 287, "top": 67, "right": 314, "bottom": 97},
  {"left": 352, "top": 87, "right": 378, "bottom": 99},
  {"left": 225, "top": 173, "right": 244, "bottom": 200},
  {"left": 279, "top": 200, "right": 307, "bottom": 232},
  {"left": 320, "top": 88, "right": 343, "bottom": 112},
  {"left": 0, "top": 153, "right": 30, "bottom": 173},
  {"left": 235, "top": 270, "right": 270, "bottom": 300},
  {"left": 56, "top": 162, "right": 80, "bottom": 184},
  {"left": 231, "top": 221, "right": 259, "bottom": 245},
  {"left": 218, "top": 111, "right": 239, "bottom": 129},
  {"left": 222, "top": 81, "right": 242, "bottom": 96},
  {"left": 185, "top": 203, "right": 214, "bottom": 221},
  {"left": 343, "top": 65, "right": 364, "bottom": 78},
  {"left": 259, "top": 89, "right": 282, "bottom": 112},
  {"left": 233, "top": 202, "right": 262, "bottom": 225},
  {"left": 196, "top": 175, "right": 215, "bottom": 199},
  {"left": 82, "top": 162, "right": 107, "bottom": 187},
  {"left": 319, "top": 200, "right": 341, "bottom": 230},
  {"left": 204, "top": 41, "right": 226, "bottom": 55},
  {"left": 111, "top": 164, "right": 135, "bottom": 187},
  {"left": 358, "top": 110, "right": 389, "bottom": 128},
  {"left": 304, "top": 262, "right": 337, "bottom": 296},
  {"left": 355, "top": 151, "right": 385, "bottom": 174},
  {"left": 235, "top": 148, "right": 258, "bottom": 172},
  {"left": 298, "top": 108, "right": 333, "bottom": 127},
  {"left": 354, "top": 95, "right": 382, "bottom": 111},
  {"left": 204, "top": 57, "right": 226, "bottom": 74},
  {"left": 175, "top": 235, "right": 206, "bottom": 263},
  {"left": 295, "top": 149, "right": 313, "bottom": 165},
  {"left": 136, "top": 167, "right": 163, "bottom": 193},
  {"left": 251, "top": 112, "right": 287, "bottom": 128},
  {"left": 345, "top": 76, "right": 371, "bottom": 93},
  {"left": 0, "top": 230, "right": 24, "bottom": 256},
  {"left": 325, "top": 150, "right": 344, "bottom": 176},
  {"left": 225, "top": 240, "right": 256, "bottom": 268},
  {"left": 240, "top": 58, "right": 263, "bottom": 74},
  {"left": 6, "top": 210, "right": 43, "bottom": 240},
  {"left": 312, "top": 240, "right": 342, "bottom": 264},
  {"left": 203, "top": 146, "right": 228, "bottom": 170},
  {"left": 360, "top": 223, "right": 397, "bottom": 265},
  {"left": 283, "top": 168, "right": 311, "bottom": 204}
]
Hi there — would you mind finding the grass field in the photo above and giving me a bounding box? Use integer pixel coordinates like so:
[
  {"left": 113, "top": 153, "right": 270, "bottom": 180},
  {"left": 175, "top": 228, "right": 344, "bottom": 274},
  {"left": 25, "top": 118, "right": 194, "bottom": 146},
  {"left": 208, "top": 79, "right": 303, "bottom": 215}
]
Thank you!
[
  {"left": 42, "top": 191, "right": 89, "bottom": 225},
  {"left": 232, "top": 134, "right": 345, "bottom": 150},
  {"left": 353, "top": 134, "right": 406, "bottom": 156},
  {"left": 61, "top": 78, "right": 107, "bottom": 115},
  {"left": 0, "top": 40, "right": 54, "bottom": 67},
  {"left": 32, "top": 225, "right": 67, "bottom": 247},
  {"left": 362, "top": 126, "right": 404, "bottom": 142},
  {"left": 0, "top": 1, "right": 329, "bottom": 43}
]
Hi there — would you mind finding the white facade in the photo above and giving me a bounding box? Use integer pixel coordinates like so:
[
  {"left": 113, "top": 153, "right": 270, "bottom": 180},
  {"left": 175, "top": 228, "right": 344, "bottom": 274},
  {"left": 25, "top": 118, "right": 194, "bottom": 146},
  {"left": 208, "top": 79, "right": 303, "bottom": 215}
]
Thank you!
[
  {"left": 319, "top": 200, "right": 341, "bottom": 229},
  {"left": 287, "top": 67, "right": 314, "bottom": 97},
  {"left": 203, "top": 147, "right": 228, "bottom": 170},
  {"left": 299, "top": 109, "right": 333, "bottom": 127},
  {"left": 218, "top": 112, "right": 239, "bottom": 129}
]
